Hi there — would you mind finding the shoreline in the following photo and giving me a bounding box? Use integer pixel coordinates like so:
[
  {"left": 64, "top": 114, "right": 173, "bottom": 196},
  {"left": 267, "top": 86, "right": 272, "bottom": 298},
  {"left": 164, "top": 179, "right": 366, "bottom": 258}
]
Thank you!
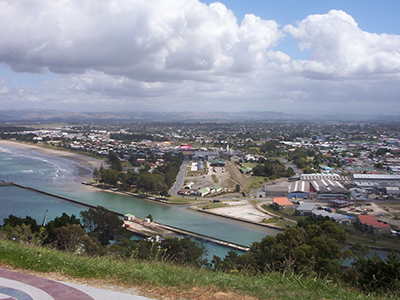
[
  {"left": 0, "top": 140, "right": 106, "bottom": 172},
  {"left": 0, "top": 140, "right": 285, "bottom": 231}
]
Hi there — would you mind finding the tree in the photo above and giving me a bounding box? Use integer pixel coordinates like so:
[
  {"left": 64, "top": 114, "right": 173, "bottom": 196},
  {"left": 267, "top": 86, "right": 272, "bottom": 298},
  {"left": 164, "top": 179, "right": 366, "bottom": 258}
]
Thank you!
[
  {"left": 355, "top": 252, "right": 400, "bottom": 294},
  {"left": 235, "top": 184, "right": 241, "bottom": 192},
  {"left": 92, "top": 168, "right": 100, "bottom": 181},
  {"left": 44, "top": 213, "right": 81, "bottom": 244},
  {"left": 3, "top": 215, "right": 41, "bottom": 233},
  {"left": 146, "top": 214, "right": 154, "bottom": 222},
  {"left": 0, "top": 223, "right": 44, "bottom": 246},
  {"left": 54, "top": 224, "right": 86, "bottom": 252},
  {"left": 108, "top": 150, "right": 122, "bottom": 172},
  {"left": 227, "top": 219, "right": 351, "bottom": 277},
  {"left": 80, "top": 206, "right": 131, "bottom": 246}
]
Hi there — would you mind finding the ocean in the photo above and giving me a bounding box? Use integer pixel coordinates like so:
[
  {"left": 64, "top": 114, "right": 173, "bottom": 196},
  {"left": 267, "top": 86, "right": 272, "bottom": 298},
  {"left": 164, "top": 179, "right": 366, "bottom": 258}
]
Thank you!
[{"left": 0, "top": 143, "right": 282, "bottom": 259}]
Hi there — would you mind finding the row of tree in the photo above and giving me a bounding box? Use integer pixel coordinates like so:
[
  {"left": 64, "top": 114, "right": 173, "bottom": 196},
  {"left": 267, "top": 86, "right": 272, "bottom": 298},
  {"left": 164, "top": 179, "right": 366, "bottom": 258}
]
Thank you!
[
  {"left": 94, "top": 151, "right": 184, "bottom": 196},
  {"left": 252, "top": 158, "right": 295, "bottom": 179},
  {"left": 212, "top": 217, "right": 400, "bottom": 295}
]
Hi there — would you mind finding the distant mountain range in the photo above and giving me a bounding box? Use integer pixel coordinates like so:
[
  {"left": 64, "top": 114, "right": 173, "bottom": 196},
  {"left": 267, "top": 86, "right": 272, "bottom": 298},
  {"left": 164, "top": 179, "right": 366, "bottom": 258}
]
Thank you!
[{"left": 0, "top": 109, "right": 399, "bottom": 123}]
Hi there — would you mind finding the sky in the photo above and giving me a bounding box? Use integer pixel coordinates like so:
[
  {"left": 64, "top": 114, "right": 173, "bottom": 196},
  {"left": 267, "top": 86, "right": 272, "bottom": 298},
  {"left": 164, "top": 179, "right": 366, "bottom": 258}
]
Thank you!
[{"left": 0, "top": 0, "right": 399, "bottom": 115}]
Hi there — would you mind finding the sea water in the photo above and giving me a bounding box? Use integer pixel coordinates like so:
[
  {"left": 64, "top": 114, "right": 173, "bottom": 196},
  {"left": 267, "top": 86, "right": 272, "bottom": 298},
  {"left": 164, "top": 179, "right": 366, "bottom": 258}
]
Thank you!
[{"left": 0, "top": 144, "right": 282, "bottom": 259}]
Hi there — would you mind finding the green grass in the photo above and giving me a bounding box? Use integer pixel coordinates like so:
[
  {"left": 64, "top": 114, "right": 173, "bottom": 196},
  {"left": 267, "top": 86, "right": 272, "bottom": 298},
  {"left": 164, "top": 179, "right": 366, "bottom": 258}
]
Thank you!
[
  {"left": 242, "top": 162, "right": 258, "bottom": 168},
  {"left": 166, "top": 196, "right": 197, "bottom": 204},
  {"left": 249, "top": 177, "right": 268, "bottom": 189},
  {"left": 198, "top": 203, "right": 227, "bottom": 210},
  {"left": 261, "top": 217, "right": 295, "bottom": 228},
  {"left": 0, "top": 239, "right": 393, "bottom": 300}
]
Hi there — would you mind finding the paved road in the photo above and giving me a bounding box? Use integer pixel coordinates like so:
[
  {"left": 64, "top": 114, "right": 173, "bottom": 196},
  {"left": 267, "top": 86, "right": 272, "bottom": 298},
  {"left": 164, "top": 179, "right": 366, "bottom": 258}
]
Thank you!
[
  {"left": 0, "top": 269, "right": 155, "bottom": 300},
  {"left": 169, "top": 160, "right": 188, "bottom": 196}
]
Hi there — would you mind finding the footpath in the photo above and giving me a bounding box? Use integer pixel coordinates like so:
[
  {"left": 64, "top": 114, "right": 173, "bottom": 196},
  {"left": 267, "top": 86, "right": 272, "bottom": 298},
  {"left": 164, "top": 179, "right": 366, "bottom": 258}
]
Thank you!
[{"left": 0, "top": 269, "right": 155, "bottom": 300}]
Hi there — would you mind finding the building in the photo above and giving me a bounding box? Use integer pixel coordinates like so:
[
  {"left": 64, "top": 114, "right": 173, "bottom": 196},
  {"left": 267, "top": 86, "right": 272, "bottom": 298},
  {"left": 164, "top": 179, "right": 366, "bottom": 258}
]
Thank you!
[
  {"left": 289, "top": 180, "right": 310, "bottom": 199},
  {"left": 352, "top": 174, "right": 400, "bottom": 192},
  {"left": 385, "top": 187, "right": 400, "bottom": 195},
  {"left": 210, "top": 160, "right": 225, "bottom": 167},
  {"left": 350, "top": 187, "right": 368, "bottom": 202},
  {"left": 295, "top": 202, "right": 317, "bottom": 216},
  {"left": 193, "top": 187, "right": 210, "bottom": 197},
  {"left": 211, "top": 184, "right": 222, "bottom": 193},
  {"left": 256, "top": 185, "right": 267, "bottom": 198},
  {"left": 309, "top": 179, "right": 350, "bottom": 200},
  {"left": 313, "top": 210, "right": 353, "bottom": 226},
  {"left": 356, "top": 214, "right": 391, "bottom": 235},
  {"left": 124, "top": 213, "right": 135, "bottom": 221},
  {"left": 272, "top": 197, "right": 294, "bottom": 211}
]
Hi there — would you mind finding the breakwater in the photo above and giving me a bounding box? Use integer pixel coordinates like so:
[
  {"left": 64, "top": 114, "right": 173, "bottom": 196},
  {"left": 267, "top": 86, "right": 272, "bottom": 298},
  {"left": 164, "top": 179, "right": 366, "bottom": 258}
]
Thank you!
[
  {"left": 155, "top": 222, "right": 250, "bottom": 251},
  {"left": 1, "top": 182, "right": 250, "bottom": 252}
]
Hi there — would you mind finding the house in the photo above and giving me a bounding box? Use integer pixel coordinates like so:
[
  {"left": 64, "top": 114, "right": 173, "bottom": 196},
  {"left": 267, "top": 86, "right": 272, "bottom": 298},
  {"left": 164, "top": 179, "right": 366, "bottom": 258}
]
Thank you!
[
  {"left": 272, "top": 197, "right": 294, "bottom": 211},
  {"left": 356, "top": 214, "right": 391, "bottom": 235}
]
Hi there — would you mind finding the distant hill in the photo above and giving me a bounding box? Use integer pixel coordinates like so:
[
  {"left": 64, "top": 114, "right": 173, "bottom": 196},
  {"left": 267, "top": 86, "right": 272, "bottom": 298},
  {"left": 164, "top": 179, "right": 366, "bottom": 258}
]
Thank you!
[{"left": 0, "top": 109, "right": 398, "bottom": 123}]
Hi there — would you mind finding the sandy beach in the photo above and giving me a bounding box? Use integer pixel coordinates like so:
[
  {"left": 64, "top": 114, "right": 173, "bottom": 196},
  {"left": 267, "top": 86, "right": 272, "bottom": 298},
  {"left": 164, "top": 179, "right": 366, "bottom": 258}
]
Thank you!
[{"left": 0, "top": 140, "right": 107, "bottom": 172}]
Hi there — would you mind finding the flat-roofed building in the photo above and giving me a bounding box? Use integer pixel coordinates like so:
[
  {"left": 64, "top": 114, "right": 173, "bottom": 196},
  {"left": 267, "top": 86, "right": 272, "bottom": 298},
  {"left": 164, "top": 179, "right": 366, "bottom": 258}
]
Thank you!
[
  {"left": 295, "top": 202, "right": 317, "bottom": 216},
  {"left": 313, "top": 210, "right": 353, "bottom": 226}
]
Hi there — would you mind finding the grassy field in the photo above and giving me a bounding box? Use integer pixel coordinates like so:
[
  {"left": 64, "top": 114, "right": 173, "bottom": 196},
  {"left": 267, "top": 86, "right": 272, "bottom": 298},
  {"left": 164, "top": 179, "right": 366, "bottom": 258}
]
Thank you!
[
  {"left": 197, "top": 202, "right": 227, "bottom": 210},
  {"left": 167, "top": 196, "right": 201, "bottom": 204},
  {"left": 0, "top": 239, "right": 393, "bottom": 300}
]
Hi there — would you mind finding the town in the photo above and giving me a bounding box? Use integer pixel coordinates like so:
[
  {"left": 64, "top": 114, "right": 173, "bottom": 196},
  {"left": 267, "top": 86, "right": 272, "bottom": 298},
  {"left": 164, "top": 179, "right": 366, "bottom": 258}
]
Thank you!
[{"left": 1, "top": 121, "right": 400, "bottom": 247}]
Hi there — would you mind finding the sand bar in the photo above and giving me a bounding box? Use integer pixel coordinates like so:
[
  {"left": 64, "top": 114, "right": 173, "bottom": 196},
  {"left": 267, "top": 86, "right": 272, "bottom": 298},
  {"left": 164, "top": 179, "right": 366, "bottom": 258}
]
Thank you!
[{"left": 0, "top": 140, "right": 107, "bottom": 171}]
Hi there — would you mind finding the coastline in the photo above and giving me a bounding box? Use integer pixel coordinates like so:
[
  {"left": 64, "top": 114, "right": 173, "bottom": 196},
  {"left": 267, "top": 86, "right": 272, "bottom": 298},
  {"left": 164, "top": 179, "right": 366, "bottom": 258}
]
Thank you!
[
  {"left": 0, "top": 139, "right": 283, "bottom": 231},
  {"left": 0, "top": 140, "right": 106, "bottom": 171}
]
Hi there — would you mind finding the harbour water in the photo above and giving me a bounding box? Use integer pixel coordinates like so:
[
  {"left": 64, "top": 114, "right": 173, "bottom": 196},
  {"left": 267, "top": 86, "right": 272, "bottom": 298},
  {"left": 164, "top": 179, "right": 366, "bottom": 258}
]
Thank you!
[{"left": 0, "top": 144, "right": 281, "bottom": 259}]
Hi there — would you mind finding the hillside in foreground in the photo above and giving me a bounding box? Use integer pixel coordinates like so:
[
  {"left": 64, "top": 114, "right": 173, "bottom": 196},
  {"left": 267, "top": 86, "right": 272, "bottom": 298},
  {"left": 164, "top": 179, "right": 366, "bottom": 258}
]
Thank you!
[{"left": 0, "top": 239, "right": 394, "bottom": 300}]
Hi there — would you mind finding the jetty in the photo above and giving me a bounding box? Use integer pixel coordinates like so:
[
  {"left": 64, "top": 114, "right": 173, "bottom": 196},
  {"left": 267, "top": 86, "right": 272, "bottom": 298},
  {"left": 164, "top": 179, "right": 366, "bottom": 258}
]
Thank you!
[
  {"left": 1, "top": 182, "right": 250, "bottom": 252},
  {"left": 155, "top": 222, "right": 250, "bottom": 252}
]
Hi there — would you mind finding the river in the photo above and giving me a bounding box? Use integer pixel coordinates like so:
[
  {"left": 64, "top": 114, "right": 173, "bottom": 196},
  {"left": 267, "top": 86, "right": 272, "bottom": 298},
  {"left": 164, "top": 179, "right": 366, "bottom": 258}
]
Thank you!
[{"left": 0, "top": 144, "right": 282, "bottom": 259}]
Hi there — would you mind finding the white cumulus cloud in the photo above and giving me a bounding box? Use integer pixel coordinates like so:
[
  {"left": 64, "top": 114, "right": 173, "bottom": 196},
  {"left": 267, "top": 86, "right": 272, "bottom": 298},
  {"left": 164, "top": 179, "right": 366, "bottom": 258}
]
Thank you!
[
  {"left": 284, "top": 10, "right": 400, "bottom": 77},
  {"left": 0, "top": 3, "right": 399, "bottom": 115},
  {"left": 0, "top": 0, "right": 282, "bottom": 80}
]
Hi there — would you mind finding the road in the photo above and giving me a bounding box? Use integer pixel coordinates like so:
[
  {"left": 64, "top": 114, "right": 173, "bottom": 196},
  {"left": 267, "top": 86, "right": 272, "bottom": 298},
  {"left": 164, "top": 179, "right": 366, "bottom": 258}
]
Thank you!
[{"left": 169, "top": 159, "right": 188, "bottom": 196}]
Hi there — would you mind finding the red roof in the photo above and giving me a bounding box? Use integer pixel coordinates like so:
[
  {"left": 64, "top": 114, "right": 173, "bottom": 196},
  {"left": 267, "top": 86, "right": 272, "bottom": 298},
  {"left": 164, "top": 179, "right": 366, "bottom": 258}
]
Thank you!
[
  {"left": 358, "top": 215, "right": 390, "bottom": 228},
  {"left": 273, "top": 197, "right": 293, "bottom": 206}
]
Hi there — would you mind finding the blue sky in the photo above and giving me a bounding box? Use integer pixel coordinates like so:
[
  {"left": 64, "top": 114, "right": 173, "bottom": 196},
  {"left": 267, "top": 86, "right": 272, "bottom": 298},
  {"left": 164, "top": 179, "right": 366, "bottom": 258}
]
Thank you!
[
  {"left": 0, "top": 0, "right": 399, "bottom": 115},
  {"left": 210, "top": 0, "right": 399, "bottom": 34}
]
